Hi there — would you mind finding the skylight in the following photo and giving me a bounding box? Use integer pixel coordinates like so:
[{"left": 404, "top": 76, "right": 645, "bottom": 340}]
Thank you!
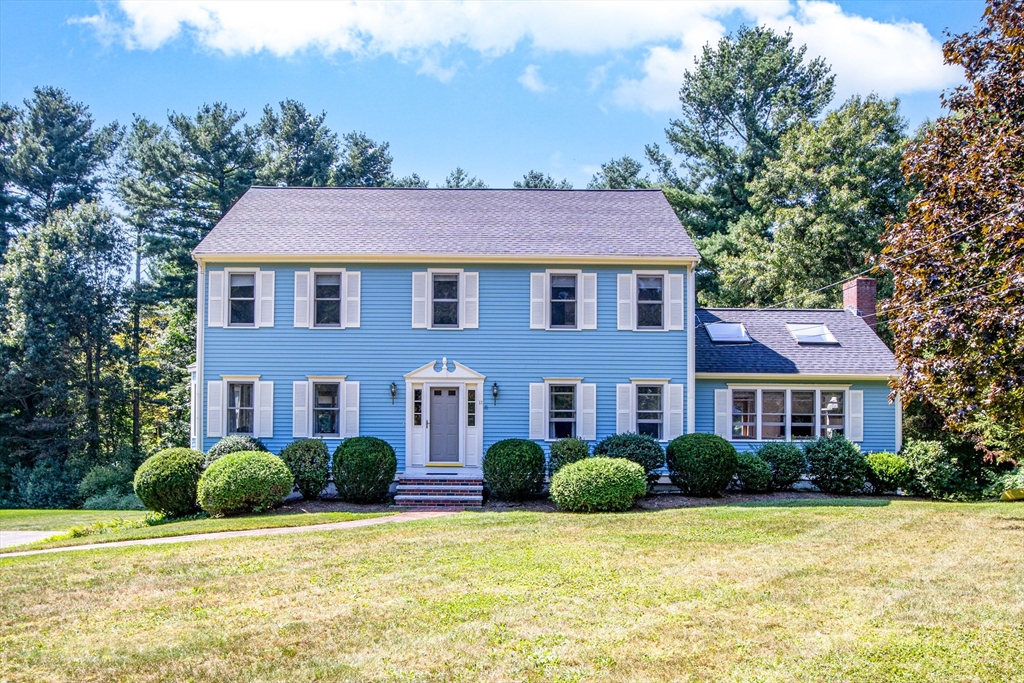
[
  {"left": 705, "top": 322, "right": 752, "bottom": 343},
  {"left": 786, "top": 323, "right": 838, "bottom": 345}
]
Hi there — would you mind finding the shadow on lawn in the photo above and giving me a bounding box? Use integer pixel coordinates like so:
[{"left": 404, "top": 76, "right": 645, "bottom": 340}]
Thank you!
[{"left": 728, "top": 497, "right": 893, "bottom": 509}]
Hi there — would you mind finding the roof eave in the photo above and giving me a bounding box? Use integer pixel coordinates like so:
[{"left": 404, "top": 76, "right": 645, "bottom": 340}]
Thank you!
[
  {"left": 193, "top": 252, "right": 701, "bottom": 266},
  {"left": 695, "top": 372, "right": 895, "bottom": 381}
]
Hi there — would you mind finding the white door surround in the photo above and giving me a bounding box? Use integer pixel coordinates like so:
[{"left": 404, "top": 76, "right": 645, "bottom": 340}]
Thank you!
[{"left": 404, "top": 358, "right": 485, "bottom": 474}]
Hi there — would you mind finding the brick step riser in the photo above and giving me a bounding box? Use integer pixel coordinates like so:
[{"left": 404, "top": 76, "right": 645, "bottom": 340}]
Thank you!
[
  {"left": 398, "top": 478, "right": 484, "bottom": 484},
  {"left": 396, "top": 486, "right": 484, "bottom": 495},
  {"left": 394, "top": 497, "right": 483, "bottom": 506}
]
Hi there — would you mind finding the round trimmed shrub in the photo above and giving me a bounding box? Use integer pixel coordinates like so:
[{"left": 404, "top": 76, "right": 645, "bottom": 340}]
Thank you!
[
  {"left": 755, "top": 442, "right": 807, "bottom": 490},
  {"left": 593, "top": 433, "right": 665, "bottom": 490},
  {"left": 482, "top": 438, "right": 546, "bottom": 500},
  {"left": 548, "top": 437, "right": 590, "bottom": 475},
  {"left": 735, "top": 451, "right": 773, "bottom": 493},
  {"left": 279, "top": 439, "right": 329, "bottom": 500},
  {"left": 665, "top": 433, "right": 738, "bottom": 496},
  {"left": 865, "top": 451, "right": 913, "bottom": 494},
  {"left": 133, "top": 447, "right": 205, "bottom": 516},
  {"left": 332, "top": 437, "right": 397, "bottom": 504},
  {"left": 197, "top": 451, "right": 294, "bottom": 516},
  {"left": 550, "top": 457, "right": 646, "bottom": 512},
  {"left": 804, "top": 435, "right": 868, "bottom": 494},
  {"left": 205, "top": 435, "right": 268, "bottom": 466}
]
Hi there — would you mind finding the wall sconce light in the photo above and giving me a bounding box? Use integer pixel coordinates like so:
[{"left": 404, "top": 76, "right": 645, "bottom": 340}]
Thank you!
[
  {"left": 491, "top": 382, "right": 499, "bottom": 406},
  {"left": 390, "top": 382, "right": 397, "bottom": 404}
]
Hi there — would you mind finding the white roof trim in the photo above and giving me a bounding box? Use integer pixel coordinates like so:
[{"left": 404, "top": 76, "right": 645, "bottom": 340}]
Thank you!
[
  {"left": 404, "top": 358, "right": 486, "bottom": 381},
  {"left": 696, "top": 372, "right": 893, "bottom": 381},
  {"left": 195, "top": 253, "right": 700, "bottom": 266}
]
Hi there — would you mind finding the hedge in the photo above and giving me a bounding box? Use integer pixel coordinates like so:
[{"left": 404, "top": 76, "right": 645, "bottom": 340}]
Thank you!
[
  {"left": 804, "top": 435, "right": 867, "bottom": 494},
  {"left": 734, "top": 451, "right": 773, "bottom": 493},
  {"left": 755, "top": 442, "right": 807, "bottom": 490},
  {"left": 549, "top": 457, "right": 646, "bottom": 512}
]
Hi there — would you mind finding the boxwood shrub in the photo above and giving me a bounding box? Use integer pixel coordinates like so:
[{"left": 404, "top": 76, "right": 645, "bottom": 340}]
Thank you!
[
  {"left": 205, "top": 435, "right": 268, "bottom": 466},
  {"left": 804, "top": 435, "right": 868, "bottom": 494},
  {"left": 549, "top": 457, "right": 646, "bottom": 512},
  {"left": 865, "top": 451, "right": 913, "bottom": 494},
  {"left": 279, "top": 439, "right": 330, "bottom": 500},
  {"left": 755, "top": 442, "right": 807, "bottom": 490},
  {"left": 734, "top": 451, "right": 773, "bottom": 493},
  {"left": 548, "top": 437, "right": 590, "bottom": 475},
  {"left": 593, "top": 433, "right": 665, "bottom": 490},
  {"left": 665, "top": 433, "right": 738, "bottom": 497},
  {"left": 133, "top": 447, "right": 205, "bottom": 516},
  {"left": 482, "top": 438, "right": 546, "bottom": 500},
  {"left": 333, "top": 437, "right": 397, "bottom": 504},
  {"left": 197, "top": 451, "right": 294, "bottom": 516}
]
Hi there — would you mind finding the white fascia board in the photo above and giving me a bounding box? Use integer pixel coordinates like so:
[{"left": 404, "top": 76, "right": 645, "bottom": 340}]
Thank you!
[
  {"left": 695, "top": 372, "right": 894, "bottom": 381},
  {"left": 194, "top": 253, "right": 700, "bottom": 267}
]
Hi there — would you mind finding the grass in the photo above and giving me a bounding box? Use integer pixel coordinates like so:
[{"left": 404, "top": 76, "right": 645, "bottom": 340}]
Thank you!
[
  {"left": 1, "top": 498, "right": 1022, "bottom": 682},
  {"left": 0, "top": 508, "right": 150, "bottom": 531},
  {"left": 1, "top": 509, "right": 391, "bottom": 551}
]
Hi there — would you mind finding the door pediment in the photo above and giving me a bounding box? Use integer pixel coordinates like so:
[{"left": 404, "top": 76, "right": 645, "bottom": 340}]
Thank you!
[{"left": 404, "top": 357, "right": 486, "bottom": 382}]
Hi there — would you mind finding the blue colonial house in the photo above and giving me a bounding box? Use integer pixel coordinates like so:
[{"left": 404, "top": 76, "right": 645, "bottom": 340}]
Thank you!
[{"left": 189, "top": 187, "right": 900, "bottom": 505}]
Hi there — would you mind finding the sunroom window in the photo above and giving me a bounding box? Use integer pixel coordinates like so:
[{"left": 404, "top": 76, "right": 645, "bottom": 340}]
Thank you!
[
  {"left": 820, "top": 391, "right": 845, "bottom": 437},
  {"left": 790, "top": 391, "right": 816, "bottom": 439},
  {"left": 731, "top": 390, "right": 757, "bottom": 440},
  {"left": 761, "top": 391, "right": 787, "bottom": 439}
]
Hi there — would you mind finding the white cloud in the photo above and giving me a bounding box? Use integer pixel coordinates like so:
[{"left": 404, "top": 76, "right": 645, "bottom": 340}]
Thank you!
[
  {"left": 518, "top": 64, "right": 551, "bottom": 93},
  {"left": 80, "top": 1, "right": 961, "bottom": 102}
]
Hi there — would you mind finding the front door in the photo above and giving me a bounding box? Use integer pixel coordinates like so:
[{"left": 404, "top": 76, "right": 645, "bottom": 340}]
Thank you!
[{"left": 429, "top": 387, "right": 460, "bottom": 463}]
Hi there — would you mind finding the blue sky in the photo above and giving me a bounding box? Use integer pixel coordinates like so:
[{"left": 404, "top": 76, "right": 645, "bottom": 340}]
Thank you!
[{"left": 1, "top": 1, "right": 986, "bottom": 189}]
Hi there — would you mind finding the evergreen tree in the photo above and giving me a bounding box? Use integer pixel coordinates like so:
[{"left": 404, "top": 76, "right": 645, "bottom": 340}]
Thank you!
[
  {"left": 333, "top": 131, "right": 394, "bottom": 187},
  {"left": 442, "top": 167, "right": 487, "bottom": 189},
  {"left": 257, "top": 99, "right": 339, "bottom": 187},
  {"left": 390, "top": 173, "right": 430, "bottom": 188},
  {"left": 514, "top": 170, "right": 572, "bottom": 189},
  {"left": 586, "top": 157, "right": 650, "bottom": 189},
  {"left": 0, "top": 103, "right": 23, "bottom": 257}
]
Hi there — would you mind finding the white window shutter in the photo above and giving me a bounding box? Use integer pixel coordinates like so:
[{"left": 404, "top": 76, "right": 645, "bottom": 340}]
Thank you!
[
  {"left": 292, "top": 381, "right": 309, "bottom": 438},
  {"left": 463, "top": 272, "right": 479, "bottom": 329},
  {"left": 580, "top": 383, "right": 597, "bottom": 441},
  {"left": 529, "top": 383, "right": 545, "bottom": 440},
  {"left": 294, "top": 271, "right": 310, "bottom": 328},
  {"left": 344, "top": 271, "right": 361, "bottom": 328},
  {"left": 617, "top": 274, "right": 633, "bottom": 330},
  {"left": 343, "top": 381, "right": 360, "bottom": 437},
  {"left": 667, "top": 383, "right": 684, "bottom": 439},
  {"left": 207, "top": 380, "right": 224, "bottom": 437},
  {"left": 667, "top": 274, "right": 685, "bottom": 330},
  {"left": 257, "top": 270, "right": 275, "bottom": 328},
  {"left": 530, "top": 273, "right": 546, "bottom": 329},
  {"left": 848, "top": 390, "right": 864, "bottom": 442},
  {"left": 581, "top": 273, "right": 598, "bottom": 330},
  {"left": 616, "top": 384, "right": 633, "bottom": 434},
  {"left": 411, "top": 272, "right": 428, "bottom": 328},
  {"left": 208, "top": 271, "right": 225, "bottom": 328},
  {"left": 714, "top": 389, "right": 729, "bottom": 439},
  {"left": 256, "top": 381, "right": 274, "bottom": 438}
]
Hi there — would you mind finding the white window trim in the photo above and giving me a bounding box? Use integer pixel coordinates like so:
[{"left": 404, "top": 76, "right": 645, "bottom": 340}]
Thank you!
[
  {"left": 632, "top": 270, "right": 669, "bottom": 332},
  {"left": 722, "top": 384, "right": 851, "bottom": 443},
  {"left": 308, "top": 268, "right": 346, "bottom": 329},
  {"left": 427, "top": 267, "right": 465, "bottom": 330},
  {"left": 544, "top": 269, "right": 583, "bottom": 331},
  {"left": 543, "top": 377, "right": 583, "bottom": 441},
  {"left": 220, "top": 374, "right": 261, "bottom": 436},
  {"left": 630, "top": 378, "right": 669, "bottom": 441},
  {"left": 224, "top": 268, "right": 259, "bottom": 328},
  {"left": 306, "top": 375, "right": 347, "bottom": 439}
]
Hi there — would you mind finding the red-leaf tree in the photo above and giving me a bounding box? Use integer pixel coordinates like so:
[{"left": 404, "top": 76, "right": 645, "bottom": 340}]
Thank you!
[{"left": 882, "top": 0, "right": 1023, "bottom": 461}]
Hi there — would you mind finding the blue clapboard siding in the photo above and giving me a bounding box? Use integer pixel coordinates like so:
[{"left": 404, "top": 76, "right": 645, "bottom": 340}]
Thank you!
[
  {"left": 694, "top": 378, "right": 899, "bottom": 453},
  {"left": 202, "top": 262, "right": 690, "bottom": 467}
]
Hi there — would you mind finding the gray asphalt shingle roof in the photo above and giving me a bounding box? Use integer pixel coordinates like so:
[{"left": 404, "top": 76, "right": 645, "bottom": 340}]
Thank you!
[
  {"left": 193, "top": 187, "right": 699, "bottom": 259},
  {"left": 696, "top": 308, "right": 897, "bottom": 376}
]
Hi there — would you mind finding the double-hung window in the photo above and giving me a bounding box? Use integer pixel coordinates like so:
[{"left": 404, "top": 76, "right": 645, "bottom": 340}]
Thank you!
[
  {"left": 229, "top": 273, "right": 256, "bottom": 326},
  {"left": 432, "top": 273, "right": 459, "bottom": 327},
  {"left": 636, "top": 385, "right": 664, "bottom": 440},
  {"left": 226, "top": 382, "right": 254, "bottom": 434},
  {"left": 550, "top": 275, "right": 577, "bottom": 329},
  {"left": 820, "top": 391, "right": 845, "bottom": 437},
  {"left": 731, "top": 390, "right": 757, "bottom": 440},
  {"left": 636, "top": 275, "right": 664, "bottom": 329},
  {"left": 761, "top": 391, "right": 787, "bottom": 439},
  {"left": 314, "top": 273, "right": 342, "bottom": 327},
  {"left": 791, "top": 391, "right": 816, "bottom": 439},
  {"left": 548, "top": 385, "right": 576, "bottom": 439},
  {"left": 312, "top": 382, "right": 341, "bottom": 436}
]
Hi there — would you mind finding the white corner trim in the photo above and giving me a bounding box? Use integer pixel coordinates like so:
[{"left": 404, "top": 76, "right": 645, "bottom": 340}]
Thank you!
[{"left": 686, "top": 264, "right": 695, "bottom": 434}]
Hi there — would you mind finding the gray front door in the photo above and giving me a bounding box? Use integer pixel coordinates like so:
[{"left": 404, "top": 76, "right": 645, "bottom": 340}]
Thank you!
[{"left": 429, "top": 388, "right": 460, "bottom": 462}]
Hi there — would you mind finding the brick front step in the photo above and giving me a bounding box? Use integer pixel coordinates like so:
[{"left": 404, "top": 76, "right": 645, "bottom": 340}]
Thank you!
[
  {"left": 394, "top": 494, "right": 483, "bottom": 508},
  {"left": 395, "top": 485, "right": 484, "bottom": 496},
  {"left": 398, "top": 477, "right": 483, "bottom": 486}
]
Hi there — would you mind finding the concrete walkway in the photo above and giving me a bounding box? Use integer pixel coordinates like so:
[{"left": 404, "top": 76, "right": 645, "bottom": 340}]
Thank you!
[
  {"left": 0, "top": 510, "right": 457, "bottom": 559},
  {"left": 0, "top": 530, "right": 62, "bottom": 549}
]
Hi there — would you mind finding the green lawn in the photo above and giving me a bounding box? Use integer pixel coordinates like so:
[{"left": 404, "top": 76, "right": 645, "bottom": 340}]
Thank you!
[
  {"left": 2, "top": 499, "right": 1022, "bottom": 682},
  {"left": 1, "top": 509, "right": 391, "bottom": 551},
  {"left": 0, "top": 508, "right": 150, "bottom": 531}
]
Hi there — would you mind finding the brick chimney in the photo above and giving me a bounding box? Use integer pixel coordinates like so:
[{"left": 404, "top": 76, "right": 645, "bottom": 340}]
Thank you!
[{"left": 843, "top": 277, "right": 878, "bottom": 332}]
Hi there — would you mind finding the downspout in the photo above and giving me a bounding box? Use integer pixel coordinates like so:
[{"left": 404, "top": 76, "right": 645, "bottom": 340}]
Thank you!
[
  {"left": 686, "top": 264, "right": 696, "bottom": 434},
  {"left": 196, "top": 258, "right": 205, "bottom": 452}
]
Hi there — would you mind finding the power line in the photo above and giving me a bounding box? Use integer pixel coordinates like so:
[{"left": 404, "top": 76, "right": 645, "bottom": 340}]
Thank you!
[{"left": 754, "top": 202, "right": 1021, "bottom": 312}]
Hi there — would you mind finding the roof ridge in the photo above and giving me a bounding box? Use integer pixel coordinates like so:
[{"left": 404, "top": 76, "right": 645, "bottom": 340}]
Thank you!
[
  {"left": 698, "top": 307, "right": 846, "bottom": 312},
  {"left": 246, "top": 186, "right": 664, "bottom": 192}
]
